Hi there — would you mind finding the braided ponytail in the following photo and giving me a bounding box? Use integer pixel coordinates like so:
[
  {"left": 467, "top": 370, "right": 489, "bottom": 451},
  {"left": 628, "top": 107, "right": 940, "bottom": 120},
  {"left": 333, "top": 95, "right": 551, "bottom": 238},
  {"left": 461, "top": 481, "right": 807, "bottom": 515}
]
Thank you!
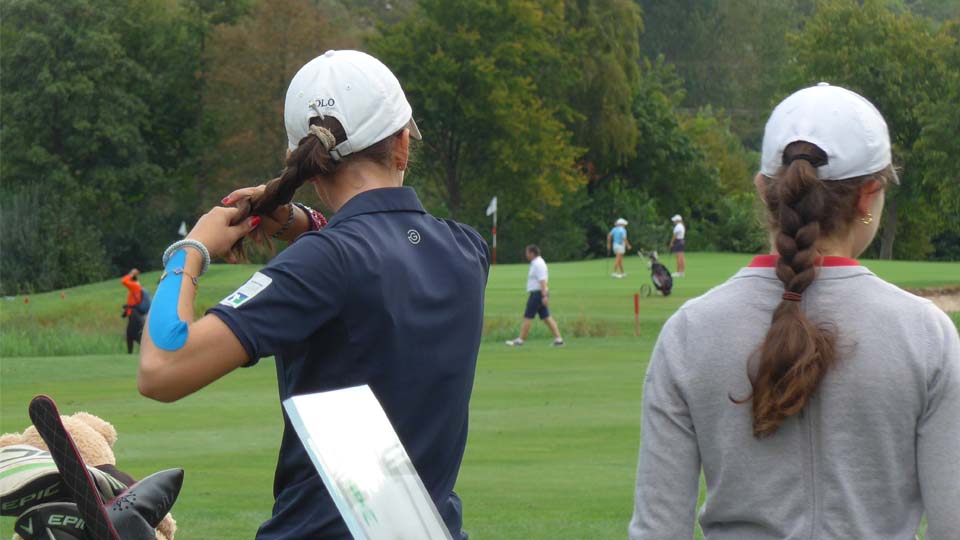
[
  {"left": 737, "top": 142, "right": 894, "bottom": 436},
  {"left": 740, "top": 143, "right": 837, "bottom": 437},
  {"left": 226, "top": 114, "right": 401, "bottom": 260},
  {"left": 228, "top": 118, "right": 344, "bottom": 260}
]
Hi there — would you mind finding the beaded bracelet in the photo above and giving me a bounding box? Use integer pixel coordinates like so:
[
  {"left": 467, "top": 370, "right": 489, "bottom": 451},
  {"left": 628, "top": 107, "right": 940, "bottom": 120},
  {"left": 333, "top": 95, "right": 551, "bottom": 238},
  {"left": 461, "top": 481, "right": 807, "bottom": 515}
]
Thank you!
[
  {"left": 162, "top": 239, "right": 211, "bottom": 276},
  {"left": 270, "top": 204, "right": 296, "bottom": 239},
  {"left": 293, "top": 203, "right": 328, "bottom": 231}
]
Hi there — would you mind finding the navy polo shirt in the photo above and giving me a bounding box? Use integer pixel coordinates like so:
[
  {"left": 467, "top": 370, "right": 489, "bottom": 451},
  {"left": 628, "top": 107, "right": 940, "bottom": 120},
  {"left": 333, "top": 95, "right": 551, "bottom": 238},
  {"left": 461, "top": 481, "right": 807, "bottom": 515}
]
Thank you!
[{"left": 208, "top": 187, "right": 489, "bottom": 540}]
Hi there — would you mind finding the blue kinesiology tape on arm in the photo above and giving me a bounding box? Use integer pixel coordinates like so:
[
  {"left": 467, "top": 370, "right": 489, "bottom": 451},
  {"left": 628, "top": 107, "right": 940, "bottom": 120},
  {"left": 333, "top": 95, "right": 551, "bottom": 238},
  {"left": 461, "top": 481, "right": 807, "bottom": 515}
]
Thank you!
[{"left": 148, "top": 250, "right": 190, "bottom": 351}]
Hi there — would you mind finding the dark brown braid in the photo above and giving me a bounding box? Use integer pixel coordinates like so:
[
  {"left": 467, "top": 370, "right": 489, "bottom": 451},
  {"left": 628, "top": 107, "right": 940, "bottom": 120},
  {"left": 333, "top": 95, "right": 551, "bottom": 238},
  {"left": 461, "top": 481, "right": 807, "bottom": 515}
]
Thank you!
[
  {"left": 734, "top": 142, "right": 892, "bottom": 437},
  {"left": 228, "top": 117, "right": 396, "bottom": 260}
]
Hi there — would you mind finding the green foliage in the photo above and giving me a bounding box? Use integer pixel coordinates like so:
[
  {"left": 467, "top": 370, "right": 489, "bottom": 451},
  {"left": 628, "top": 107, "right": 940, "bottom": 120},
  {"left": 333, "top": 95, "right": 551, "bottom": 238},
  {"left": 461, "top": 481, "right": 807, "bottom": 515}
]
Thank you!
[
  {"left": 201, "top": 0, "right": 362, "bottom": 206},
  {"left": 0, "top": 188, "right": 108, "bottom": 294},
  {"left": 6, "top": 0, "right": 959, "bottom": 294},
  {"left": 580, "top": 57, "right": 763, "bottom": 256},
  {"left": 563, "top": 0, "right": 643, "bottom": 170},
  {"left": 680, "top": 107, "right": 757, "bottom": 195},
  {"left": 902, "top": 0, "right": 960, "bottom": 22},
  {"left": 625, "top": 57, "right": 715, "bottom": 215},
  {"left": 914, "top": 20, "right": 960, "bottom": 260},
  {"left": 610, "top": 58, "right": 715, "bottom": 232},
  {"left": 637, "top": 0, "right": 813, "bottom": 144},
  {"left": 0, "top": 0, "right": 213, "bottom": 293},
  {"left": 696, "top": 192, "right": 768, "bottom": 254},
  {"left": 676, "top": 107, "right": 765, "bottom": 252},
  {"left": 784, "top": 0, "right": 958, "bottom": 260},
  {"left": 370, "top": 0, "right": 588, "bottom": 262},
  {"left": 586, "top": 177, "right": 663, "bottom": 252}
]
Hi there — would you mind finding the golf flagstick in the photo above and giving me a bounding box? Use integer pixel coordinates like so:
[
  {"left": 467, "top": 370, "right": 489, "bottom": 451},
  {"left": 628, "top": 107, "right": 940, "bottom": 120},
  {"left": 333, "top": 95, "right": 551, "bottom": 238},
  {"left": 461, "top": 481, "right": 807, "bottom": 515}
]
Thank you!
[{"left": 28, "top": 395, "right": 121, "bottom": 540}]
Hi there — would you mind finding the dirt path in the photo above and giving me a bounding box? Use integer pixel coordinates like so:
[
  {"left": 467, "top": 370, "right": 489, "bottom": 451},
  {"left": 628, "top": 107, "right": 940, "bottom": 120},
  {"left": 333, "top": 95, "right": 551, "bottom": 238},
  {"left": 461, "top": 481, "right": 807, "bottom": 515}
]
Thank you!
[{"left": 907, "top": 286, "right": 960, "bottom": 313}]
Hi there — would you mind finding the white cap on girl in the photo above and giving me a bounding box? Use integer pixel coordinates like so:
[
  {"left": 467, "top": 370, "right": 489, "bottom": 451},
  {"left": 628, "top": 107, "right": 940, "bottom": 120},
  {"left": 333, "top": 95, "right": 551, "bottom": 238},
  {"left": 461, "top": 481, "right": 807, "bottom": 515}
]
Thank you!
[
  {"left": 284, "top": 50, "right": 422, "bottom": 157},
  {"left": 760, "top": 83, "right": 898, "bottom": 184}
]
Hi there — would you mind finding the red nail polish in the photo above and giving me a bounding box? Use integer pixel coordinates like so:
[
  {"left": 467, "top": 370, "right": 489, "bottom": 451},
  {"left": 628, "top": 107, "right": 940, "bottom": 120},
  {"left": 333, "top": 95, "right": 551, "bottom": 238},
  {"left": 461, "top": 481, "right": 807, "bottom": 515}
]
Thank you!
[
  {"left": 222, "top": 197, "right": 230, "bottom": 204},
  {"left": 250, "top": 216, "right": 261, "bottom": 227}
]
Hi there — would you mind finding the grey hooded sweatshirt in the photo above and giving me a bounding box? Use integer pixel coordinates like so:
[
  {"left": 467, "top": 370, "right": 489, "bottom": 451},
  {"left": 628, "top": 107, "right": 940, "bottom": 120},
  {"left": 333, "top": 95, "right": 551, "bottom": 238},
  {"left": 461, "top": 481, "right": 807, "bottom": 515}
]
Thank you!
[{"left": 629, "top": 258, "right": 960, "bottom": 540}]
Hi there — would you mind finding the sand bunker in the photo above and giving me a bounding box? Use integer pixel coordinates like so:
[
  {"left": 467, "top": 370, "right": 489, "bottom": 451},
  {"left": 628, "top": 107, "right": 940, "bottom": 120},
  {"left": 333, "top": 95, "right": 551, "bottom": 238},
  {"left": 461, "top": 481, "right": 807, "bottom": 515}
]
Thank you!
[{"left": 908, "top": 286, "right": 960, "bottom": 313}]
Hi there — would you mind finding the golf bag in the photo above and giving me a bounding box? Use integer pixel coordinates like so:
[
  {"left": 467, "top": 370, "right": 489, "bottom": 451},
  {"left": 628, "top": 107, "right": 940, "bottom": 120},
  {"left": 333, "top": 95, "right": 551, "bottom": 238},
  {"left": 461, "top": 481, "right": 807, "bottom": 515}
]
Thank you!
[
  {"left": 1, "top": 396, "right": 184, "bottom": 540},
  {"left": 641, "top": 250, "right": 672, "bottom": 296}
]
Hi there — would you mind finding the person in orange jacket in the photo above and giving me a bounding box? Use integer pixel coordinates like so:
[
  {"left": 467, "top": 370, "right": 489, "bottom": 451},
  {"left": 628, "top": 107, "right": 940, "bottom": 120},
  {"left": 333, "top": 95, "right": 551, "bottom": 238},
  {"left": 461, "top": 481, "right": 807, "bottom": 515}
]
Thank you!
[{"left": 121, "top": 268, "right": 145, "bottom": 353}]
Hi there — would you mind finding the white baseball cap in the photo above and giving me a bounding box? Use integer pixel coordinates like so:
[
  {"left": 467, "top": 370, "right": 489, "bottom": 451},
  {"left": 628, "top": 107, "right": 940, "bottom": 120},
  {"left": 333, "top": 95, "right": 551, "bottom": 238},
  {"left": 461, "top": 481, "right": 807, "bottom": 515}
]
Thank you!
[
  {"left": 671, "top": 214, "right": 682, "bottom": 222},
  {"left": 284, "top": 50, "right": 422, "bottom": 157},
  {"left": 615, "top": 218, "right": 628, "bottom": 226},
  {"left": 761, "top": 83, "right": 897, "bottom": 183}
]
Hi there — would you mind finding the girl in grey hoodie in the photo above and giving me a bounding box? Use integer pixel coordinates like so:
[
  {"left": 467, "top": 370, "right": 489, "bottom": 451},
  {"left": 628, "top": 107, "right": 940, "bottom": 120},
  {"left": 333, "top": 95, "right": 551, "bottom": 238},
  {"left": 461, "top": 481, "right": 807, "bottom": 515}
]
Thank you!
[{"left": 629, "top": 84, "right": 960, "bottom": 540}]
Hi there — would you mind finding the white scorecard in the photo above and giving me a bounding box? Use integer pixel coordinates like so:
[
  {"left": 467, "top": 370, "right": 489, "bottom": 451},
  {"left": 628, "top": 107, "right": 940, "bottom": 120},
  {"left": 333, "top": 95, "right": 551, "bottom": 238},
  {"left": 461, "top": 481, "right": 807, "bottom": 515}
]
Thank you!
[{"left": 283, "top": 385, "right": 453, "bottom": 540}]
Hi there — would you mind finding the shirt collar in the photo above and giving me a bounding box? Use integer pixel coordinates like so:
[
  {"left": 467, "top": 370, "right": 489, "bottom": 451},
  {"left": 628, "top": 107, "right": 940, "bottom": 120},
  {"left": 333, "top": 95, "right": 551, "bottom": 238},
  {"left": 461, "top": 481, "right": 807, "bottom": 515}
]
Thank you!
[
  {"left": 324, "top": 187, "right": 427, "bottom": 229},
  {"left": 748, "top": 254, "right": 860, "bottom": 268}
]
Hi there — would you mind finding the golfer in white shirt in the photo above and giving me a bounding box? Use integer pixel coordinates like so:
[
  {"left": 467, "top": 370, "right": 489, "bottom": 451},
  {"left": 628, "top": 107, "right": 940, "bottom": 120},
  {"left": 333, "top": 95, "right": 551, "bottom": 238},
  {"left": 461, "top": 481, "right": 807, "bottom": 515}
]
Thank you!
[
  {"left": 505, "top": 245, "right": 564, "bottom": 347},
  {"left": 669, "top": 214, "right": 686, "bottom": 277}
]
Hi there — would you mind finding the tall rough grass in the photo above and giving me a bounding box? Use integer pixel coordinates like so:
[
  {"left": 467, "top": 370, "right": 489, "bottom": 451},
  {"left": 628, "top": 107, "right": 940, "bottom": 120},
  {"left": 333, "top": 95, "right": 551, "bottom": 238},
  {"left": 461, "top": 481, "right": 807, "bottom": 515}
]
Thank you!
[
  {"left": 2, "top": 256, "right": 957, "bottom": 357},
  {"left": 1, "top": 327, "right": 128, "bottom": 357}
]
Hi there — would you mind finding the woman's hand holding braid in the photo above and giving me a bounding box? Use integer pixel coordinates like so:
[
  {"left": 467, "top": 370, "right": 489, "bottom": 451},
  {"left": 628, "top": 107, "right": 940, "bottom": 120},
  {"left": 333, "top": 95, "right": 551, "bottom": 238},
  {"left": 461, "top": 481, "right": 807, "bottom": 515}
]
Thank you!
[
  {"left": 221, "top": 182, "right": 312, "bottom": 243},
  {"left": 185, "top": 206, "right": 261, "bottom": 260}
]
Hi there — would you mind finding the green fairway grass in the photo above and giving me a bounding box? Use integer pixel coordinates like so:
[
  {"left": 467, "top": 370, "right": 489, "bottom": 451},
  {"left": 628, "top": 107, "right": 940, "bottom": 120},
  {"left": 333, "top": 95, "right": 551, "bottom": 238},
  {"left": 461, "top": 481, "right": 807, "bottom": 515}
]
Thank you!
[{"left": 2, "top": 252, "right": 957, "bottom": 538}]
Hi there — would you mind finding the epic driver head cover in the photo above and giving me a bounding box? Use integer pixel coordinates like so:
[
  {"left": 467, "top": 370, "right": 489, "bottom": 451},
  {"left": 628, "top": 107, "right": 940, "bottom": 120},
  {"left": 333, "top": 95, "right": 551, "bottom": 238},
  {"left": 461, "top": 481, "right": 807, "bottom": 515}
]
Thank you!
[
  {"left": 0, "top": 445, "right": 128, "bottom": 517},
  {"left": 14, "top": 501, "right": 87, "bottom": 540}
]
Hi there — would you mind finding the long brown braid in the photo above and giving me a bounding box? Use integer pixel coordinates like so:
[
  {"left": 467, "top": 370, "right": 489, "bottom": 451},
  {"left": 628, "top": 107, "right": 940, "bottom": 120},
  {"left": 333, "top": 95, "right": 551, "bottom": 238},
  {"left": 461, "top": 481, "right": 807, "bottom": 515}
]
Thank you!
[
  {"left": 736, "top": 141, "right": 892, "bottom": 437},
  {"left": 228, "top": 117, "right": 396, "bottom": 260}
]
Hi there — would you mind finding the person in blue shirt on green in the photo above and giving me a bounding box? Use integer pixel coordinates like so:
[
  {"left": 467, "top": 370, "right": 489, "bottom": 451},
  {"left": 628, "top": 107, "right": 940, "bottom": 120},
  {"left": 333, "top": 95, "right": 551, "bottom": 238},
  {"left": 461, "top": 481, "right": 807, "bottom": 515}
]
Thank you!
[{"left": 607, "top": 218, "right": 632, "bottom": 278}]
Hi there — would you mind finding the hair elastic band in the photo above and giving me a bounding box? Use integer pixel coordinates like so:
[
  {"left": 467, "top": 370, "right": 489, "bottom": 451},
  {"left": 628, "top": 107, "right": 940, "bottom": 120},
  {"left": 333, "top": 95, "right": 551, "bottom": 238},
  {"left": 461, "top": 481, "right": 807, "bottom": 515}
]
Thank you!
[
  {"left": 783, "top": 153, "right": 827, "bottom": 167},
  {"left": 308, "top": 125, "right": 337, "bottom": 151},
  {"left": 782, "top": 291, "right": 803, "bottom": 302}
]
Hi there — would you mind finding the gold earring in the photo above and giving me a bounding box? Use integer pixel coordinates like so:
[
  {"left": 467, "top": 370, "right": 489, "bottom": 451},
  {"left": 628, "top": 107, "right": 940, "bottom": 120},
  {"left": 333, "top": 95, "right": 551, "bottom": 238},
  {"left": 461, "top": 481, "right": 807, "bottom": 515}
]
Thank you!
[{"left": 860, "top": 212, "right": 873, "bottom": 225}]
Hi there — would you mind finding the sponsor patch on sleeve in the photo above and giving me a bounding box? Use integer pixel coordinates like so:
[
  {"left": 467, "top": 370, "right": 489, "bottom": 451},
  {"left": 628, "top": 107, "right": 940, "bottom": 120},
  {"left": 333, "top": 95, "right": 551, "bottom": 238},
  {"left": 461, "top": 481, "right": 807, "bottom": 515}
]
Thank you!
[{"left": 221, "top": 271, "right": 273, "bottom": 308}]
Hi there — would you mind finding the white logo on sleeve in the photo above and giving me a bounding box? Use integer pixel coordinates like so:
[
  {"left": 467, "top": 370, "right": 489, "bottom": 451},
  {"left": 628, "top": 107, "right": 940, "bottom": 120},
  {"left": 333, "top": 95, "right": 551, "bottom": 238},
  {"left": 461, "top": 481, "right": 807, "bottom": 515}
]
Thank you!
[{"left": 221, "top": 271, "right": 273, "bottom": 308}]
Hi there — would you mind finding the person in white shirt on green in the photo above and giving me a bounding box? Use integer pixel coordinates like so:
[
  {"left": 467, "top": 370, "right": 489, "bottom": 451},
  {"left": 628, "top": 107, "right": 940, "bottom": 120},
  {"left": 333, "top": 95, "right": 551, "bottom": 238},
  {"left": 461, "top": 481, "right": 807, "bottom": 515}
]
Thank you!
[
  {"left": 669, "top": 214, "right": 685, "bottom": 277},
  {"left": 506, "top": 245, "right": 564, "bottom": 347}
]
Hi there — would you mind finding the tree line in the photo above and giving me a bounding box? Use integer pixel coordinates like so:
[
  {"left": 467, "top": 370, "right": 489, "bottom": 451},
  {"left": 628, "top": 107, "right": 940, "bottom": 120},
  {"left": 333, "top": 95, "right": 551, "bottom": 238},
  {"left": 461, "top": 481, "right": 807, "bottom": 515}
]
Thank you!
[{"left": 2, "top": 0, "right": 958, "bottom": 294}]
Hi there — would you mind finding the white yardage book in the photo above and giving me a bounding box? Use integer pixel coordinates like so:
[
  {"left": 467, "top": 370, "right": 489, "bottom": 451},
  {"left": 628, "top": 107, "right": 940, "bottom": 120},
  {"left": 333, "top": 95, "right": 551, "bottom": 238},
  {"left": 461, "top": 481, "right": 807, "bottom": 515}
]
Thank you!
[{"left": 283, "top": 385, "right": 453, "bottom": 540}]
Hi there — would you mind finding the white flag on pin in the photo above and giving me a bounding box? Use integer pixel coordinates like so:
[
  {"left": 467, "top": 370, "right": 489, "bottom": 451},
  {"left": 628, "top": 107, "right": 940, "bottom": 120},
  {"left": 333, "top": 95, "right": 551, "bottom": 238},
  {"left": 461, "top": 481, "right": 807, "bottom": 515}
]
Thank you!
[
  {"left": 485, "top": 196, "right": 497, "bottom": 216},
  {"left": 177, "top": 221, "right": 188, "bottom": 237}
]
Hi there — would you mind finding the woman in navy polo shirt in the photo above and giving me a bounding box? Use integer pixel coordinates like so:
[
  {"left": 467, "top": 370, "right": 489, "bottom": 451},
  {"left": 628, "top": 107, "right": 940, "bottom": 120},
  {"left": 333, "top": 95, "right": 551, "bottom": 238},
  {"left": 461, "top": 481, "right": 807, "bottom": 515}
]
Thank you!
[{"left": 138, "top": 50, "right": 489, "bottom": 540}]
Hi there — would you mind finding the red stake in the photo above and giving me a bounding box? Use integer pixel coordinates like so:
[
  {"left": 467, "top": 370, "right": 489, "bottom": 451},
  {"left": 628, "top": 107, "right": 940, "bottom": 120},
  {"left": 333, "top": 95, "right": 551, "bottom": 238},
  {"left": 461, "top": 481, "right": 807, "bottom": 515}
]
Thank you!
[{"left": 634, "top": 293, "right": 640, "bottom": 337}]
